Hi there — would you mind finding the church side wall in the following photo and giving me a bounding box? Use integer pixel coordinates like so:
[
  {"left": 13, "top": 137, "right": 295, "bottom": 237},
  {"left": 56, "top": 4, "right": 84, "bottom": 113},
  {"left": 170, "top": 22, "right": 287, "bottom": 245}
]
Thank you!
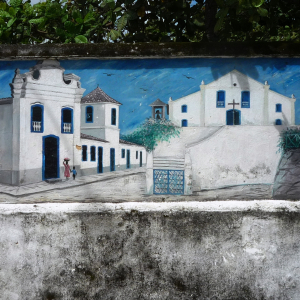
[
  {"left": 268, "top": 91, "right": 293, "bottom": 125},
  {"left": 169, "top": 92, "right": 201, "bottom": 127},
  {"left": 0, "top": 104, "right": 13, "bottom": 184},
  {"left": 187, "top": 125, "right": 283, "bottom": 190}
]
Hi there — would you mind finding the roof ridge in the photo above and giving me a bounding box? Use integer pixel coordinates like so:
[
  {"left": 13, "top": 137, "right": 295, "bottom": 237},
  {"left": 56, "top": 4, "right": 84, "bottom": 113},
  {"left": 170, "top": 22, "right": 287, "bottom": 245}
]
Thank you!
[{"left": 81, "top": 86, "right": 122, "bottom": 105}]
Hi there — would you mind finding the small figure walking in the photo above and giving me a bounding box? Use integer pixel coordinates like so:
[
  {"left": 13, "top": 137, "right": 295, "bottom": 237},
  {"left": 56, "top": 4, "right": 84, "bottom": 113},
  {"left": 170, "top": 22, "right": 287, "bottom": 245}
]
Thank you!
[
  {"left": 72, "top": 166, "right": 77, "bottom": 180},
  {"left": 63, "top": 158, "right": 71, "bottom": 180}
]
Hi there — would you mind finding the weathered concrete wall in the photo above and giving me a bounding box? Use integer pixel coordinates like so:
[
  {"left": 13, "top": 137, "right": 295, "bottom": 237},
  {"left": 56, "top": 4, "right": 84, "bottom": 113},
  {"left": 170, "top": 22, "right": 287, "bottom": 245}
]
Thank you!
[
  {"left": 273, "top": 149, "right": 300, "bottom": 199},
  {"left": 1, "top": 201, "right": 300, "bottom": 300}
]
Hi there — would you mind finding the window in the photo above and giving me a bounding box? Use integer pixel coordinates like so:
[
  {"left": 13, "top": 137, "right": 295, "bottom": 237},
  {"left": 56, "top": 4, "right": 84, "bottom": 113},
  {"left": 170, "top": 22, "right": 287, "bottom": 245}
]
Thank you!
[
  {"left": 182, "top": 119, "right": 188, "bottom": 127},
  {"left": 111, "top": 108, "right": 116, "bottom": 125},
  {"left": 181, "top": 105, "right": 187, "bottom": 113},
  {"left": 126, "top": 149, "right": 130, "bottom": 169},
  {"left": 121, "top": 149, "right": 125, "bottom": 158},
  {"left": 90, "top": 146, "right": 96, "bottom": 161},
  {"left": 136, "top": 151, "right": 138, "bottom": 159},
  {"left": 276, "top": 104, "right": 282, "bottom": 112},
  {"left": 275, "top": 119, "right": 282, "bottom": 125},
  {"left": 241, "top": 91, "right": 250, "bottom": 108},
  {"left": 86, "top": 106, "right": 93, "bottom": 123},
  {"left": 61, "top": 108, "right": 73, "bottom": 134},
  {"left": 216, "top": 91, "right": 225, "bottom": 107},
  {"left": 82, "top": 145, "right": 87, "bottom": 161},
  {"left": 31, "top": 104, "right": 44, "bottom": 133},
  {"left": 110, "top": 148, "right": 115, "bottom": 171}
]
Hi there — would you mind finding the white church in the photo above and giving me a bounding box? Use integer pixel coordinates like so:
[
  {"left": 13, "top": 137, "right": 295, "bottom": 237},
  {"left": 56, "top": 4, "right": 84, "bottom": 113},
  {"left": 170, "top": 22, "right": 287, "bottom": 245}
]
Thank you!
[
  {"left": 0, "top": 60, "right": 145, "bottom": 186},
  {"left": 147, "top": 70, "right": 296, "bottom": 195}
]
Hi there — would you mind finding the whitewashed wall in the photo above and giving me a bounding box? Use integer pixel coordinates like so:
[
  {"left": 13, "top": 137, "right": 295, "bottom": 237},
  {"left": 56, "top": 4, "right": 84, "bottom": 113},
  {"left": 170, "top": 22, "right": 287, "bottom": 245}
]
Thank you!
[{"left": 187, "top": 125, "right": 284, "bottom": 190}]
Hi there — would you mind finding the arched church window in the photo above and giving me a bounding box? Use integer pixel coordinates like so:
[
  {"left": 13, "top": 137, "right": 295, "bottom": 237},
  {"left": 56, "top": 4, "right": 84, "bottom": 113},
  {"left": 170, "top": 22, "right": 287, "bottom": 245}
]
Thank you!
[
  {"left": 241, "top": 91, "right": 250, "bottom": 108},
  {"left": 61, "top": 108, "right": 73, "bottom": 134},
  {"left": 31, "top": 104, "right": 44, "bottom": 133},
  {"left": 181, "top": 105, "right": 187, "bottom": 113},
  {"left": 182, "top": 119, "right": 188, "bottom": 127},
  {"left": 275, "top": 119, "right": 282, "bottom": 125},
  {"left": 111, "top": 108, "right": 116, "bottom": 125},
  {"left": 86, "top": 106, "right": 93, "bottom": 123},
  {"left": 276, "top": 104, "right": 282, "bottom": 112},
  {"left": 216, "top": 91, "right": 225, "bottom": 108}
]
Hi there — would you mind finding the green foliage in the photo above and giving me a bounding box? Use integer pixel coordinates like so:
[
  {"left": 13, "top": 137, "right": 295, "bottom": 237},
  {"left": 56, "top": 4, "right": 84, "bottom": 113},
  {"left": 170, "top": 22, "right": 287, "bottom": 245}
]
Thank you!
[
  {"left": 121, "top": 118, "right": 181, "bottom": 152},
  {"left": 0, "top": 0, "right": 299, "bottom": 43},
  {"left": 278, "top": 128, "right": 300, "bottom": 154}
]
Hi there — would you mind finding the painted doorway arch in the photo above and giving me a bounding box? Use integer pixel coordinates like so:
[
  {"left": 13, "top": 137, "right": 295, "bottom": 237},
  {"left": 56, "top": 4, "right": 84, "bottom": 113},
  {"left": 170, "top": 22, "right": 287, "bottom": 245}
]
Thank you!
[
  {"left": 226, "top": 109, "right": 241, "bottom": 125},
  {"left": 43, "top": 135, "right": 59, "bottom": 180}
]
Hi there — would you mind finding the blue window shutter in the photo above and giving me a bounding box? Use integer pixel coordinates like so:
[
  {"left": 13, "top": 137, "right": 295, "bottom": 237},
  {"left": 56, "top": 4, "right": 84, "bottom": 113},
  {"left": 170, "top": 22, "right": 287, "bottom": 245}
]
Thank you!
[
  {"left": 181, "top": 105, "right": 187, "bottom": 113},
  {"left": 121, "top": 149, "right": 125, "bottom": 158},
  {"left": 275, "top": 119, "right": 282, "bottom": 125},
  {"left": 90, "top": 146, "right": 96, "bottom": 161},
  {"left": 182, "top": 119, "right": 188, "bottom": 127},
  {"left": 217, "top": 91, "right": 225, "bottom": 107},
  {"left": 241, "top": 91, "right": 250, "bottom": 108},
  {"left": 276, "top": 104, "right": 282, "bottom": 112}
]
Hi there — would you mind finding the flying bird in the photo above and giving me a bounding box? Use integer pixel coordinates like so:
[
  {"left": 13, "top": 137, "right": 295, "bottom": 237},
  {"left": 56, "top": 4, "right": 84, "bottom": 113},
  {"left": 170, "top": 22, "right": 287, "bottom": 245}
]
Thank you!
[
  {"left": 183, "top": 74, "right": 194, "bottom": 79},
  {"left": 103, "top": 73, "right": 115, "bottom": 76}
]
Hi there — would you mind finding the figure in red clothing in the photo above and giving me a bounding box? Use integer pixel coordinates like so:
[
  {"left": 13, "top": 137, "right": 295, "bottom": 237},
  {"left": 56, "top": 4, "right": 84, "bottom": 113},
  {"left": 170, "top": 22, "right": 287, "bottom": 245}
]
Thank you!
[{"left": 63, "top": 158, "right": 71, "bottom": 180}]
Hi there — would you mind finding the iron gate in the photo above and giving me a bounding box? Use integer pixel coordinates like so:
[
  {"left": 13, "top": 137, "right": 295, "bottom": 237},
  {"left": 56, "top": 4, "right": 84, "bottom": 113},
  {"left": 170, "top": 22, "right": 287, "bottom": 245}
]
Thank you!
[{"left": 153, "top": 169, "right": 184, "bottom": 195}]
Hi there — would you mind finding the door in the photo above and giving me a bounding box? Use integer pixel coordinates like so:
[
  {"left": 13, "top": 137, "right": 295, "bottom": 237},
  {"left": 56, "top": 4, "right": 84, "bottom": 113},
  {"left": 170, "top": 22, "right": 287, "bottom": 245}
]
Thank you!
[
  {"left": 98, "top": 147, "right": 103, "bottom": 173},
  {"left": 43, "top": 135, "right": 59, "bottom": 180},
  {"left": 140, "top": 151, "right": 142, "bottom": 167},
  {"left": 110, "top": 148, "right": 115, "bottom": 171},
  {"left": 126, "top": 149, "right": 130, "bottom": 169},
  {"left": 226, "top": 109, "right": 241, "bottom": 125},
  {"left": 153, "top": 169, "right": 184, "bottom": 195}
]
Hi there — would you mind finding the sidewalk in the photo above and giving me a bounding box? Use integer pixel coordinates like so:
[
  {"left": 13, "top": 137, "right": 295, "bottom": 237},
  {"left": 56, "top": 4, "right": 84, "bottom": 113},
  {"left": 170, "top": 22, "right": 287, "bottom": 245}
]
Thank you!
[{"left": 0, "top": 168, "right": 146, "bottom": 197}]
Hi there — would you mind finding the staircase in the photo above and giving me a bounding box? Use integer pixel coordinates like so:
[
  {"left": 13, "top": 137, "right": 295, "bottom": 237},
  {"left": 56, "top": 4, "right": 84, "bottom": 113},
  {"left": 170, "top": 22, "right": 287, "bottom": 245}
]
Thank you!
[{"left": 153, "top": 157, "right": 185, "bottom": 170}]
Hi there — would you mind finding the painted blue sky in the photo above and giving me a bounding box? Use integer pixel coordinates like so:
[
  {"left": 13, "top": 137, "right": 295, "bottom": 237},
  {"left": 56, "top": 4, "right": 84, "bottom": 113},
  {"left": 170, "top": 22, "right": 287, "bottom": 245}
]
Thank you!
[{"left": 0, "top": 58, "right": 300, "bottom": 134}]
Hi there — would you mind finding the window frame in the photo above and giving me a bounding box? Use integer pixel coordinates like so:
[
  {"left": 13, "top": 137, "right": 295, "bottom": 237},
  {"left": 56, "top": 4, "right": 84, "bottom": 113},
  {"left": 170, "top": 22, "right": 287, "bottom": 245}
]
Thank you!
[
  {"left": 216, "top": 90, "right": 225, "bottom": 108},
  {"left": 82, "top": 145, "right": 87, "bottom": 161},
  {"left": 181, "top": 105, "right": 187, "bottom": 113},
  {"left": 86, "top": 106, "right": 93, "bottom": 123},
  {"left": 31, "top": 104, "right": 44, "bottom": 133},
  {"left": 275, "top": 119, "right": 282, "bottom": 125},
  {"left": 241, "top": 91, "right": 250, "bottom": 108},
  {"left": 90, "top": 146, "right": 96, "bottom": 161},
  {"left": 276, "top": 104, "right": 282, "bottom": 113},
  {"left": 111, "top": 108, "right": 116, "bottom": 126},
  {"left": 181, "top": 119, "right": 188, "bottom": 127},
  {"left": 121, "top": 149, "right": 125, "bottom": 158},
  {"left": 61, "top": 107, "right": 73, "bottom": 134}
]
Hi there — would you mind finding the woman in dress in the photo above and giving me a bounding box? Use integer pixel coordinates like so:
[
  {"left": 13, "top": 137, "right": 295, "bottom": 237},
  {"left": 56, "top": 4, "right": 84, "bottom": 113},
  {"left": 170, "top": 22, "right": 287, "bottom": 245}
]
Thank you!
[{"left": 63, "top": 158, "right": 71, "bottom": 180}]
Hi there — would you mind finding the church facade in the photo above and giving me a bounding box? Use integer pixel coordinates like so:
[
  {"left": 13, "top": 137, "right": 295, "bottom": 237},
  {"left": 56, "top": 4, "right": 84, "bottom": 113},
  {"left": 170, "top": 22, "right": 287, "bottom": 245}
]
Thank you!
[
  {"left": 147, "top": 70, "right": 296, "bottom": 195},
  {"left": 0, "top": 60, "right": 145, "bottom": 186}
]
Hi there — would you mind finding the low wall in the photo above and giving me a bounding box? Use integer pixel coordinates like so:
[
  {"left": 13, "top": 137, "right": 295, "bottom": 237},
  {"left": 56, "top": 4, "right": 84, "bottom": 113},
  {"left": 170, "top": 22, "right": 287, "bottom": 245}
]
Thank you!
[{"left": 1, "top": 201, "right": 300, "bottom": 300}]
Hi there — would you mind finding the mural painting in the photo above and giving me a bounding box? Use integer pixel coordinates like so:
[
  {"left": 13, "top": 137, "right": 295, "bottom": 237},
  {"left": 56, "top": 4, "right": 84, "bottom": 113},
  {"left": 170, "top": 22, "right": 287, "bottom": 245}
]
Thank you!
[{"left": 0, "top": 58, "right": 299, "bottom": 201}]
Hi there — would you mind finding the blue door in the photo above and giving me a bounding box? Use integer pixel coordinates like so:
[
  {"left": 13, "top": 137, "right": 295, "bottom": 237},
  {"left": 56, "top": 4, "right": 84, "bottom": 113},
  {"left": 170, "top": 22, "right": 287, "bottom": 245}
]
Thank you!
[
  {"left": 226, "top": 109, "right": 241, "bottom": 125},
  {"left": 110, "top": 148, "right": 115, "bottom": 171},
  {"left": 98, "top": 147, "right": 103, "bottom": 173},
  {"left": 153, "top": 170, "right": 184, "bottom": 195},
  {"left": 126, "top": 149, "right": 130, "bottom": 169},
  {"left": 43, "top": 135, "right": 59, "bottom": 180}
]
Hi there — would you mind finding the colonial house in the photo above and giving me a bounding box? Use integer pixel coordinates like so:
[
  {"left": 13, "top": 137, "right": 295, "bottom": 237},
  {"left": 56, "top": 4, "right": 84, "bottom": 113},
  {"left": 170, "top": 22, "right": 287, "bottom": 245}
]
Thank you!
[
  {"left": 147, "top": 70, "right": 296, "bottom": 195},
  {"left": 0, "top": 60, "right": 145, "bottom": 186}
]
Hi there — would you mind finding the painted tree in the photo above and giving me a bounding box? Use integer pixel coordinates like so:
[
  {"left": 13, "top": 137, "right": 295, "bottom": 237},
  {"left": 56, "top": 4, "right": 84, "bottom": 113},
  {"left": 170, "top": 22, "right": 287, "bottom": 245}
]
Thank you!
[{"left": 121, "top": 118, "right": 180, "bottom": 152}]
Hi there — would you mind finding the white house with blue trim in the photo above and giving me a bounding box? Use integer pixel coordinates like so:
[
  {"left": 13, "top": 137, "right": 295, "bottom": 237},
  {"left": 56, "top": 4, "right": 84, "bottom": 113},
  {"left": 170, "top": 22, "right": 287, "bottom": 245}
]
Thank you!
[
  {"left": 147, "top": 70, "right": 296, "bottom": 196},
  {"left": 0, "top": 60, "right": 145, "bottom": 186}
]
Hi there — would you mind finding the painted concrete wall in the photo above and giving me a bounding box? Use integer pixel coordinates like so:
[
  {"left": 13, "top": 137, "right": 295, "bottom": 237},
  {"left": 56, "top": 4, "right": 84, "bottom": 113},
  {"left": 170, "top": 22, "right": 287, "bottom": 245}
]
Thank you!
[
  {"left": 1, "top": 201, "right": 300, "bottom": 300},
  {"left": 187, "top": 125, "right": 283, "bottom": 190}
]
